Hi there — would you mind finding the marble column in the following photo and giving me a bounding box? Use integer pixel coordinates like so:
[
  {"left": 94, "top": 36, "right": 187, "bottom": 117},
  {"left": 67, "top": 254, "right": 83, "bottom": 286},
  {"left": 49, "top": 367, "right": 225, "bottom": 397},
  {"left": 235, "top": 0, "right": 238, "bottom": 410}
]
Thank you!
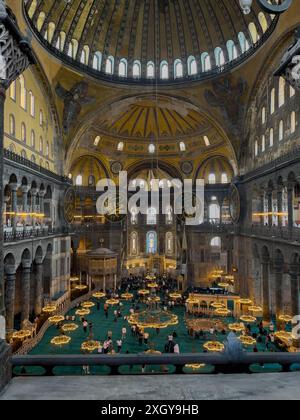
[
  {"left": 34, "top": 260, "right": 43, "bottom": 316},
  {"left": 21, "top": 262, "right": 31, "bottom": 325},
  {"left": 30, "top": 188, "right": 38, "bottom": 227},
  {"left": 21, "top": 185, "right": 30, "bottom": 213},
  {"left": 4, "top": 266, "right": 16, "bottom": 332},
  {"left": 277, "top": 188, "right": 283, "bottom": 228},
  {"left": 262, "top": 260, "right": 271, "bottom": 321},
  {"left": 267, "top": 190, "right": 273, "bottom": 227},
  {"left": 274, "top": 263, "right": 284, "bottom": 318},
  {"left": 287, "top": 183, "right": 294, "bottom": 229},
  {"left": 9, "top": 183, "right": 18, "bottom": 231}
]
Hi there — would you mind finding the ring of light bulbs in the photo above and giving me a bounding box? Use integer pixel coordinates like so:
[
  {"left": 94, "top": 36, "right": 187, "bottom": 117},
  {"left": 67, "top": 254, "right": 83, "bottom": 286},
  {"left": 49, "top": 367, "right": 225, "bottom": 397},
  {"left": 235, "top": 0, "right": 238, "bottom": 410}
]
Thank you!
[{"left": 239, "top": 0, "right": 292, "bottom": 15}]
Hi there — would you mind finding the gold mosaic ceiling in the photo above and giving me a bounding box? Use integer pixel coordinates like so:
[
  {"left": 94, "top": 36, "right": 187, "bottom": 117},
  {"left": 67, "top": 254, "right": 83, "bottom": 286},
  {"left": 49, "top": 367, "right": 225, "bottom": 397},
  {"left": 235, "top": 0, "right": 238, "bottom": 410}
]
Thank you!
[{"left": 26, "top": 0, "right": 275, "bottom": 80}]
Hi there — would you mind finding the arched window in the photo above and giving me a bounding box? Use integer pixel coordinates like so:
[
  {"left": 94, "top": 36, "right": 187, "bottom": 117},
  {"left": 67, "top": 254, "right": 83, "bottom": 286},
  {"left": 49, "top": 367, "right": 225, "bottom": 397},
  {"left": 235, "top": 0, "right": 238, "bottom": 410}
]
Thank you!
[
  {"left": 290, "top": 85, "right": 296, "bottom": 98},
  {"left": 149, "top": 144, "right": 155, "bottom": 154},
  {"left": 31, "top": 155, "right": 36, "bottom": 164},
  {"left": 262, "top": 135, "right": 266, "bottom": 152},
  {"left": 187, "top": 56, "right": 197, "bottom": 75},
  {"left": 147, "top": 61, "right": 155, "bottom": 78},
  {"left": 291, "top": 111, "right": 296, "bottom": 134},
  {"left": 21, "top": 149, "right": 27, "bottom": 160},
  {"left": 221, "top": 173, "right": 228, "bottom": 184},
  {"left": 31, "top": 130, "right": 36, "bottom": 148},
  {"left": 270, "top": 88, "right": 275, "bottom": 114},
  {"left": 28, "top": 0, "right": 37, "bottom": 18},
  {"left": 249, "top": 22, "right": 259, "bottom": 43},
  {"left": 21, "top": 122, "right": 26, "bottom": 143},
  {"left": 130, "top": 207, "right": 138, "bottom": 225},
  {"left": 36, "top": 12, "right": 45, "bottom": 31},
  {"left": 130, "top": 232, "right": 138, "bottom": 256},
  {"left": 29, "top": 91, "right": 35, "bottom": 117},
  {"left": 46, "top": 142, "right": 49, "bottom": 157},
  {"left": 119, "top": 58, "right": 128, "bottom": 77},
  {"left": 105, "top": 56, "right": 114, "bottom": 74},
  {"left": 278, "top": 77, "right": 285, "bottom": 108},
  {"left": 258, "top": 12, "right": 268, "bottom": 33},
  {"left": 208, "top": 173, "right": 216, "bottom": 185},
  {"left": 75, "top": 175, "right": 83, "bottom": 186},
  {"left": 117, "top": 142, "right": 124, "bottom": 152},
  {"left": 19, "top": 75, "right": 26, "bottom": 110},
  {"left": 238, "top": 32, "right": 250, "bottom": 53},
  {"left": 39, "top": 110, "right": 43, "bottom": 127},
  {"left": 133, "top": 60, "right": 141, "bottom": 78},
  {"left": 9, "top": 114, "right": 15, "bottom": 136},
  {"left": 45, "top": 162, "right": 50, "bottom": 170},
  {"left": 204, "top": 136, "right": 210, "bottom": 146},
  {"left": 215, "top": 47, "right": 225, "bottom": 67},
  {"left": 166, "top": 232, "right": 174, "bottom": 255},
  {"left": 94, "top": 136, "right": 101, "bottom": 146},
  {"left": 279, "top": 120, "right": 284, "bottom": 141},
  {"left": 88, "top": 175, "right": 95, "bottom": 187},
  {"left": 146, "top": 231, "right": 157, "bottom": 254},
  {"left": 209, "top": 204, "right": 221, "bottom": 223},
  {"left": 255, "top": 140, "right": 258, "bottom": 156},
  {"left": 56, "top": 31, "right": 66, "bottom": 51},
  {"left": 262, "top": 107, "right": 266, "bottom": 124},
  {"left": 227, "top": 40, "right": 238, "bottom": 61},
  {"left": 9, "top": 80, "right": 16, "bottom": 100},
  {"left": 174, "top": 59, "right": 183, "bottom": 78},
  {"left": 39, "top": 136, "right": 43, "bottom": 154},
  {"left": 48, "top": 22, "right": 56, "bottom": 43},
  {"left": 147, "top": 208, "right": 157, "bottom": 225},
  {"left": 160, "top": 61, "right": 169, "bottom": 79},
  {"left": 9, "top": 143, "right": 16, "bottom": 153},
  {"left": 201, "top": 53, "right": 211, "bottom": 72},
  {"left": 93, "top": 52, "right": 102, "bottom": 71},
  {"left": 68, "top": 39, "right": 78, "bottom": 59},
  {"left": 179, "top": 142, "right": 186, "bottom": 152},
  {"left": 270, "top": 128, "right": 274, "bottom": 147},
  {"left": 166, "top": 206, "right": 173, "bottom": 224},
  {"left": 211, "top": 237, "right": 221, "bottom": 248},
  {"left": 80, "top": 46, "right": 90, "bottom": 65}
]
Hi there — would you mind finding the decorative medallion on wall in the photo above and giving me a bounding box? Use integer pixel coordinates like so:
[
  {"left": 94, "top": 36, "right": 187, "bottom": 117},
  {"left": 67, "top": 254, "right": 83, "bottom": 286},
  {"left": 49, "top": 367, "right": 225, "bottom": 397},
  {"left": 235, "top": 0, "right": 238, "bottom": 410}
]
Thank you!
[
  {"left": 111, "top": 161, "right": 123, "bottom": 175},
  {"left": 104, "top": 192, "right": 127, "bottom": 224},
  {"left": 229, "top": 184, "right": 241, "bottom": 224},
  {"left": 63, "top": 187, "right": 76, "bottom": 224},
  {"left": 181, "top": 161, "right": 193, "bottom": 175}
]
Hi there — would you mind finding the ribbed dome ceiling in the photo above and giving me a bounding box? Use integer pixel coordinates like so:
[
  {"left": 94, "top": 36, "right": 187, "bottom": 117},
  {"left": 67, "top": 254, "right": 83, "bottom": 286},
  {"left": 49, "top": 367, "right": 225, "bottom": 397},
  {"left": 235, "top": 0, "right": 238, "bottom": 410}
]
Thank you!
[{"left": 26, "top": 0, "right": 276, "bottom": 82}]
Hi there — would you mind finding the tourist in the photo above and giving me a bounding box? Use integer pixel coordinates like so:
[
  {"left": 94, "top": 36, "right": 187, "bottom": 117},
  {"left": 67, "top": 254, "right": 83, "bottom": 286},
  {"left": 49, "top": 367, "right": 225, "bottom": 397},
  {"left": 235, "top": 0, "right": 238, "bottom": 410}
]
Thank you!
[
  {"left": 172, "top": 331, "right": 178, "bottom": 339},
  {"left": 103, "top": 340, "right": 110, "bottom": 354},
  {"left": 144, "top": 331, "right": 149, "bottom": 345},
  {"left": 269, "top": 321, "right": 275, "bottom": 333},
  {"left": 117, "top": 339, "right": 123, "bottom": 353},
  {"left": 89, "top": 322, "right": 93, "bottom": 333},
  {"left": 138, "top": 332, "right": 144, "bottom": 346},
  {"left": 98, "top": 343, "right": 103, "bottom": 354},
  {"left": 131, "top": 325, "right": 136, "bottom": 336},
  {"left": 83, "top": 320, "right": 88, "bottom": 334},
  {"left": 122, "top": 326, "right": 127, "bottom": 340},
  {"left": 174, "top": 343, "right": 180, "bottom": 354}
]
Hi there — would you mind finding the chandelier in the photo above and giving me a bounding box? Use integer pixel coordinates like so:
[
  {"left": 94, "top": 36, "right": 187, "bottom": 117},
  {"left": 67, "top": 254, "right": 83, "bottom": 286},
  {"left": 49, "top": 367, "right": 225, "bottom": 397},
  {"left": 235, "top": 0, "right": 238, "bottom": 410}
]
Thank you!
[{"left": 239, "top": 0, "right": 292, "bottom": 15}]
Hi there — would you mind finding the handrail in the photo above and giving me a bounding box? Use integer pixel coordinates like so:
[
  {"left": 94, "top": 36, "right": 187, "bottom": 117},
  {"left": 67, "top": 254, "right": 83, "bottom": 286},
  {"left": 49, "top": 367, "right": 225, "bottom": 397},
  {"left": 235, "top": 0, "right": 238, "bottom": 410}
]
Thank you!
[
  {"left": 23, "top": 6, "right": 279, "bottom": 87},
  {"left": 11, "top": 352, "right": 300, "bottom": 375},
  {"left": 14, "top": 290, "right": 94, "bottom": 356}
]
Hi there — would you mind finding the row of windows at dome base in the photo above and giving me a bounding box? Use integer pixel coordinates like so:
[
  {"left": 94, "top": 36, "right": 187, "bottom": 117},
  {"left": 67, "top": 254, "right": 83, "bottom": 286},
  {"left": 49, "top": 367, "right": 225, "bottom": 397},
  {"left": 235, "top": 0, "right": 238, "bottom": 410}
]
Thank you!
[
  {"left": 34, "top": 9, "right": 270, "bottom": 80},
  {"left": 95, "top": 137, "right": 211, "bottom": 152},
  {"left": 71, "top": 173, "right": 230, "bottom": 187}
]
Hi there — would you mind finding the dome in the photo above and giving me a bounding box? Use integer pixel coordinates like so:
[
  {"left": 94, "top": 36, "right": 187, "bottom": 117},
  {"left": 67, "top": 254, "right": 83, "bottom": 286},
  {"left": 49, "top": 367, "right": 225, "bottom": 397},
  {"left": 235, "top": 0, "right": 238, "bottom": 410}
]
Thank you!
[
  {"left": 26, "top": 0, "right": 277, "bottom": 84},
  {"left": 196, "top": 156, "right": 234, "bottom": 184},
  {"left": 70, "top": 155, "right": 107, "bottom": 187}
]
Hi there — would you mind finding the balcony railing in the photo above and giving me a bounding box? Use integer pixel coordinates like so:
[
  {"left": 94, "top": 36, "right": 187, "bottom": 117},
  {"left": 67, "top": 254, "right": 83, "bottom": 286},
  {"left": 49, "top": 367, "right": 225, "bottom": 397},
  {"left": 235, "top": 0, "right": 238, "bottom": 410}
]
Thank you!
[
  {"left": 11, "top": 352, "right": 300, "bottom": 376},
  {"left": 4, "top": 226, "right": 72, "bottom": 243},
  {"left": 4, "top": 149, "right": 71, "bottom": 185}
]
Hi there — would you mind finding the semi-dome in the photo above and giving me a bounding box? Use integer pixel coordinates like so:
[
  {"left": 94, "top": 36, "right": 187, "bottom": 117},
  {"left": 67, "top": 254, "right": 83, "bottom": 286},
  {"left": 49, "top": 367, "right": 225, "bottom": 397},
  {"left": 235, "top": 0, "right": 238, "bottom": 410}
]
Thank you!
[{"left": 25, "top": 0, "right": 277, "bottom": 84}]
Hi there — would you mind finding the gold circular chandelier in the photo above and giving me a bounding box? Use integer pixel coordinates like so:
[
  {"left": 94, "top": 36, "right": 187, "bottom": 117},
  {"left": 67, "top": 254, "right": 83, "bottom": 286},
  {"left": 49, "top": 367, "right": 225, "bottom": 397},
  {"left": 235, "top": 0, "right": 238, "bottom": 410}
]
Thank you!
[
  {"left": 51, "top": 335, "right": 71, "bottom": 346},
  {"left": 248, "top": 306, "right": 263, "bottom": 314},
  {"left": 275, "top": 331, "right": 293, "bottom": 341},
  {"left": 75, "top": 308, "right": 91, "bottom": 317},
  {"left": 138, "top": 289, "right": 150, "bottom": 296},
  {"left": 147, "top": 282, "right": 158, "bottom": 289},
  {"left": 81, "top": 301, "right": 95, "bottom": 309},
  {"left": 75, "top": 284, "right": 88, "bottom": 291},
  {"left": 61, "top": 323, "right": 79, "bottom": 333},
  {"left": 214, "top": 308, "right": 231, "bottom": 316},
  {"left": 203, "top": 341, "right": 225, "bottom": 352},
  {"left": 238, "top": 299, "right": 253, "bottom": 306},
  {"left": 228, "top": 323, "right": 245, "bottom": 332},
  {"left": 169, "top": 292, "right": 182, "bottom": 300},
  {"left": 240, "top": 315, "right": 257, "bottom": 323},
  {"left": 278, "top": 315, "right": 293, "bottom": 323},
  {"left": 81, "top": 340, "right": 100, "bottom": 352},
  {"left": 128, "top": 310, "right": 178, "bottom": 330},
  {"left": 12, "top": 330, "right": 31, "bottom": 341},
  {"left": 218, "top": 283, "right": 230, "bottom": 288},
  {"left": 121, "top": 293, "right": 134, "bottom": 300},
  {"left": 42, "top": 305, "right": 57, "bottom": 314},
  {"left": 106, "top": 299, "right": 120, "bottom": 306},
  {"left": 48, "top": 315, "right": 65, "bottom": 324},
  {"left": 239, "top": 336, "right": 257, "bottom": 346},
  {"left": 70, "top": 276, "right": 79, "bottom": 282},
  {"left": 211, "top": 302, "right": 225, "bottom": 309},
  {"left": 93, "top": 292, "right": 106, "bottom": 299},
  {"left": 186, "top": 297, "right": 200, "bottom": 305}
]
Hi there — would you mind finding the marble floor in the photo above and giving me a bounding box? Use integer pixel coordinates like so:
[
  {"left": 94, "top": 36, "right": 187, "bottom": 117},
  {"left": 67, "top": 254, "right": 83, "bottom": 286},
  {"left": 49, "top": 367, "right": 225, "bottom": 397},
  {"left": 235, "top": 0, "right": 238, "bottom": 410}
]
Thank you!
[{"left": 1, "top": 373, "right": 300, "bottom": 400}]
